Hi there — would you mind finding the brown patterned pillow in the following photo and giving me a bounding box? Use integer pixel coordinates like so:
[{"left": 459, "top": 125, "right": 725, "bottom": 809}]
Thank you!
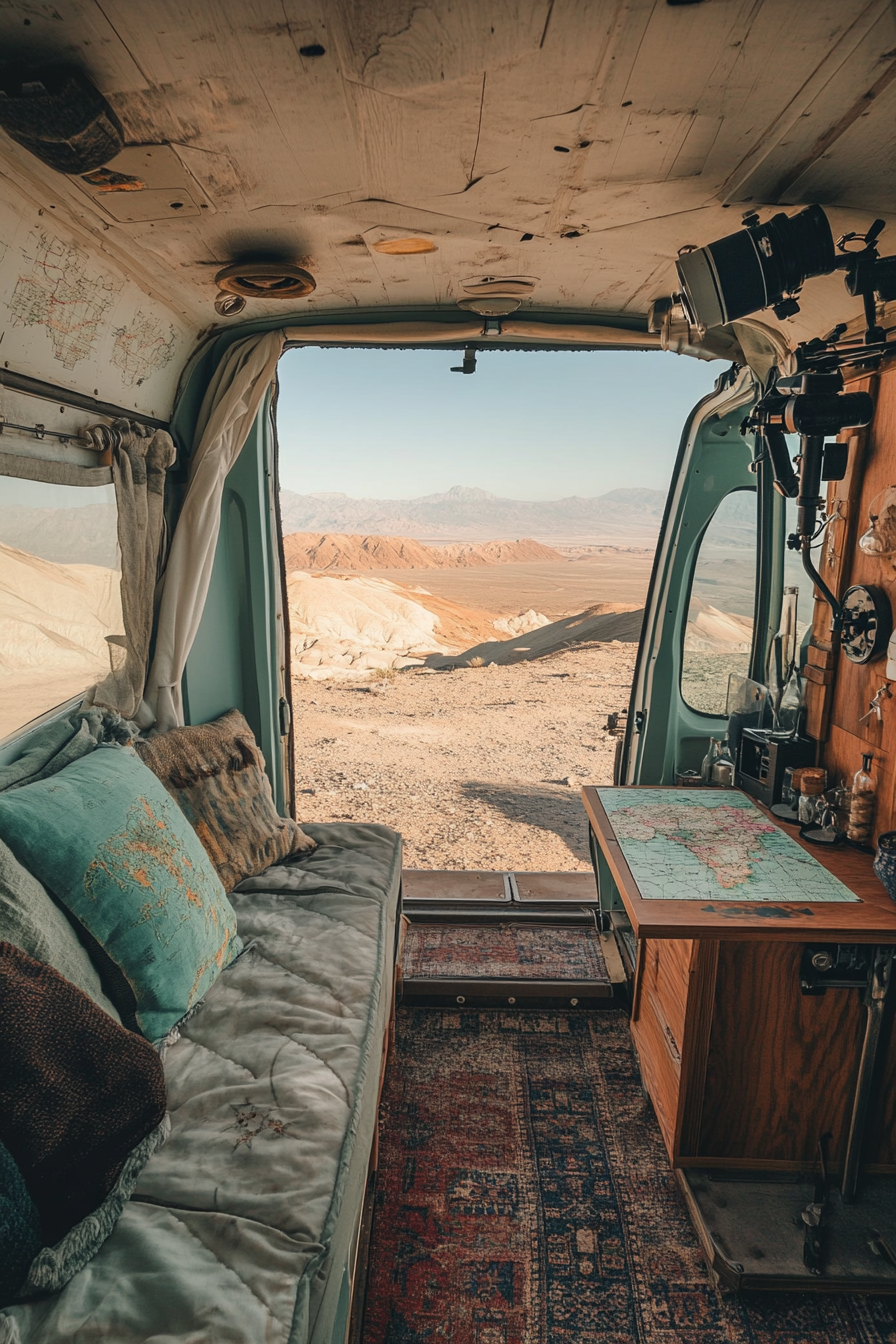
[{"left": 136, "top": 709, "right": 314, "bottom": 890}]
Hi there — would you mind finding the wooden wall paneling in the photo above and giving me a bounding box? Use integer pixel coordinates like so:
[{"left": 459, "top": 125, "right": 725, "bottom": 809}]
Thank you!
[
  {"left": 805, "top": 398, "right": 872, "bottom": 741},
  {"left": 825, "top": 361, "right": 896, "bottom": 838},
  {"left": 697, "top": 941, "right": 868, "bottom": 1168}
]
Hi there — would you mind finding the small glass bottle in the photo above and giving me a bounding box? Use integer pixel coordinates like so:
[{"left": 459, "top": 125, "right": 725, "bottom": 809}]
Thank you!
[
  {"left": 711, "top": 735, "right": 735, "bottom": 787},
  {"left": 847, "top": 753, "right": 876, "bottom": 845},
  {"left": 776, "top": 664, "right": 805, "bottom": 738},
  {"left": 798, "top": 768, "right": 827, "bottom": 825},
  {"left": 701, "top": 738, "right": 720, "bottom": 785}
]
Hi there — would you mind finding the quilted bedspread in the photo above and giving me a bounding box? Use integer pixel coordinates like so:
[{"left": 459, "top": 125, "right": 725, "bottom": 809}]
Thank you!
[{"left": 0, "top": 823, "right": 402, "bottom": 1344}]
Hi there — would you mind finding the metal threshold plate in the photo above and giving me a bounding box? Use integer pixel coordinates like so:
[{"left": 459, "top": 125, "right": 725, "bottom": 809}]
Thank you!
[
  {"left": 402, "top": 870, "right": 511, "bottom": 903},
  {"left": 680, "top": 1169, "right": 896, "bottom": 1292},
  {"left": 511, "top": 871, "right": 598, "bottom": 903}
]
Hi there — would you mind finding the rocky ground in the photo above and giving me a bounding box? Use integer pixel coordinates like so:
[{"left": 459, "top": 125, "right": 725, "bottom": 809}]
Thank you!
[{"left": 292, "top": 640, "right": 638, "bottom": 872}]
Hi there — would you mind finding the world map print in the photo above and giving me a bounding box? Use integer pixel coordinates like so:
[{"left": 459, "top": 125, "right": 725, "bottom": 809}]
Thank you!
[
  {"left": 596, "top": 788, "right": 860, "bottom": 903},
  {"left": 10, "top": 231, "right": 123, "bottom": 369}
]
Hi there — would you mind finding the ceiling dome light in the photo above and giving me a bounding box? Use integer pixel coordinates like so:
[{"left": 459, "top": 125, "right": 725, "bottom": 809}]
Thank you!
[
  {"left": 371, "top": 237, "right": 437, "bottom": 255},
  {"left": 214, "top": 261, "right": 316, "bottom": 300},
  {"left": 456, "top": 296, "right": 522, "bottom": 316}
]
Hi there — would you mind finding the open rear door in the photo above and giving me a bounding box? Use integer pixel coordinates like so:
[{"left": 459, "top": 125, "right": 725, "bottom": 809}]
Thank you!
[{"left": 619, "top": 364, "right": 782, "bottom": 786}]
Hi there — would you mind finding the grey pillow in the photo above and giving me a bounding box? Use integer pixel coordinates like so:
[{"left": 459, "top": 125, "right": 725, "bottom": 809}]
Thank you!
[{"left": 0, "top": 839, "right": 121, "bottom": 1024}]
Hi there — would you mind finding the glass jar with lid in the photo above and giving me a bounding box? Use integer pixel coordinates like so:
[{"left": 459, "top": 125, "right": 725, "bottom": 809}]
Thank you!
[{"left": 798, "top": 768, "right": 827, "bottom": 826}]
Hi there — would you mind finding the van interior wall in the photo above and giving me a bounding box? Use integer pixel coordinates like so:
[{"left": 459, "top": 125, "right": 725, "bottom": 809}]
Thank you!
[{"left": 809, "top": 359, "right": 896, "bottom": 841}]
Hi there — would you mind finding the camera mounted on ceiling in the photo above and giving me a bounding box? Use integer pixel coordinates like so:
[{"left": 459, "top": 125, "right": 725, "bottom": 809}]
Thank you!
[{"left": 673, "top": 204, "right": 896, "bottom": 348}]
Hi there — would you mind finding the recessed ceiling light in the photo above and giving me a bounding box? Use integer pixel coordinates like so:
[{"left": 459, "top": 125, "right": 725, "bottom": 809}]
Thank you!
[{"left": 371, "top": 237, "right": 437, "bottom": 255}]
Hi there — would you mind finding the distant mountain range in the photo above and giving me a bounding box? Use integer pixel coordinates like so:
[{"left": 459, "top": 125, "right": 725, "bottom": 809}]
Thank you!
[
  {"left": 0, "top": 503, "right": 118, "bottom": 568},
  {"left": 279, "top": 485, "right": 667, "bottom": 544},
  {"left": 0, "top": 484, "right": 667, "bottom": 571}
]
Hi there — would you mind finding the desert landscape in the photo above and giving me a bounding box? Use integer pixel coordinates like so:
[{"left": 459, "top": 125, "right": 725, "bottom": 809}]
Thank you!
[{"left": 0, "top": 481, "right": 760, "bottom": 873}]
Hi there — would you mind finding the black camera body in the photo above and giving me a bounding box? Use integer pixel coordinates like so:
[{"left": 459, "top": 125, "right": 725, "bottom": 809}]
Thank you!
[
  {"left": 676, "top": 205, "right": 835, "bottom": 329},
  {"left": 674, "top": 205, "right": 896, "bottom": 346}
]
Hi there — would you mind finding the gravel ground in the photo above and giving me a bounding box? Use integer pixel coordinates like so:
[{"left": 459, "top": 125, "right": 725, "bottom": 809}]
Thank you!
[{"left": 292, "top": 641, "right": 638, "bottom": 871}]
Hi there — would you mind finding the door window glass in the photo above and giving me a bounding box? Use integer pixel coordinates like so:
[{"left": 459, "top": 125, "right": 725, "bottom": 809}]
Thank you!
[
  {"left": 681, "top": 488, "right": 757, "bottom": 715},
  {"left": 0, "top": 477, "right": 119, "bottom": 740}
]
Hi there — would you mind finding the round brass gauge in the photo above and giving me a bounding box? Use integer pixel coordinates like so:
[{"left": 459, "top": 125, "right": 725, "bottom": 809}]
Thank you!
[
  {"left": 840, "top": 584, "right": 892, "bottom": 664},
  {"left": 214, "top": 261, "right": 316, "bottom": 300}
]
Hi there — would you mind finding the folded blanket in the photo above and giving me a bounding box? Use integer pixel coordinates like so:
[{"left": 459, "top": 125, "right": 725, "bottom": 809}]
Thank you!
[
  {"left": 0, "top": 943, "right": 167, "bottom": 1244},
  {"left": 0, "top": 709, "right": 137, "bottom": 794},
  {"left": 0, "top": 1141, "right": 41, "bottom": 1305}
]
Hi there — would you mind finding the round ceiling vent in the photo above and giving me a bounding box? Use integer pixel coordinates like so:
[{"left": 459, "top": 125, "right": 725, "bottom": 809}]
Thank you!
[{"left": 214, "top": 261, "right": 316, "bottom": 300}]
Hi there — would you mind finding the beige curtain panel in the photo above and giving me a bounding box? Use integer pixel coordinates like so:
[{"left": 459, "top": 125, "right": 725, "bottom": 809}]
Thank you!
[
  {"left": 82, "top": 420, "right": 176, "bottom": 723},
  {"left": 144, "top": 329, "right": 286, "bottom": 733}
]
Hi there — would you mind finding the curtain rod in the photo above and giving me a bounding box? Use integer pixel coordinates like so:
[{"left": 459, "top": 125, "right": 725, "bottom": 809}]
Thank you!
[{"left": 0, "top": 368, "right": 170, "bottom": 431}]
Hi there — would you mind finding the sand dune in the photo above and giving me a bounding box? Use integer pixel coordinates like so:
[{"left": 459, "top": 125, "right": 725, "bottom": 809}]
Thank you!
[
  {"left": 287, "top": 572, "right": 502, "bottom": 680},
  {"left": 685, "top": 599, "right": 753, "bottom": 653},
  {"left": 0, "top": 541, "right": 122, "bottom": 738},
  {"left": 283, "top": 531, "right": 562, "bottom": 572},
  {"left": 0, "top": 542, "right": 121, "bottom": 674}
]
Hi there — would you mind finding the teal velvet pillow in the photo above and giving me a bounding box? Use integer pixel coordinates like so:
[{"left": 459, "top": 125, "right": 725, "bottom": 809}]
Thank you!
[{"left": 0, "top": 749, "right": 241, "bottom": 1042}]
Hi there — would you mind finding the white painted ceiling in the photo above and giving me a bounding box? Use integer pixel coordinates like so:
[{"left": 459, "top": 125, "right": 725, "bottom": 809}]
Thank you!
[{"left": 2, "top": 0, "right": 896, "bottom": 345}]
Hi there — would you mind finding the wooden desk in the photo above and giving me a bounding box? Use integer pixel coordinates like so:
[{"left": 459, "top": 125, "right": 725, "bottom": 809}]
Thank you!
[
  {"left": 582, "top": 785, "right": 896, "bottom": 943},
  {"left": 582, "top": 785, "right": 896, "bottom": 1174}
]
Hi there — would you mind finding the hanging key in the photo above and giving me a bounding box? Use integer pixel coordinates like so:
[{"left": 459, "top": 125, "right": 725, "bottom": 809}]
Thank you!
[{"left": 860, "top": 684, "right": 891, "bottom": 724}]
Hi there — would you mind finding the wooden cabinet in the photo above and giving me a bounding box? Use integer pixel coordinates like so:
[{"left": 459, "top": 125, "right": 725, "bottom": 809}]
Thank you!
[
  {"left": 583, "top": 786, "right": 896, "bottom": 1177},
  {"left": 629, "top": 937, "right": 896, "bottom": 1172}
]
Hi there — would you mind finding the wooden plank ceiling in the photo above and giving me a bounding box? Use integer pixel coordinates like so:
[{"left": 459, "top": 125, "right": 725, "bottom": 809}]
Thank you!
[{"left": 1, "top": 0, "right": 896, "bottom": 343}]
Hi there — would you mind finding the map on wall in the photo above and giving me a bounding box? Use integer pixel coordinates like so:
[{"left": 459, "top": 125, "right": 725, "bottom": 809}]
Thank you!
[
  {"left": 596, "top": 788, "right": 860, "bottom": 903},
  {"left": 112, "top": 310, "right": 178, "bottom": 386},
  {"left": 1, "top": 206, "right": 190, "bottom": 416},
  {"left": 10, "top": 232, "right": 125, "bottom": 370}
]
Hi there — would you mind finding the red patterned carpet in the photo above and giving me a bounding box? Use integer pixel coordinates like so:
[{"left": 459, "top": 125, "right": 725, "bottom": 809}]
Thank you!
[
  {"left": 362, "top": 1008, "right": 896, "bottom": 1344},
  {"left": 402, "top": 924, "right": 609, "bottom": 982}
]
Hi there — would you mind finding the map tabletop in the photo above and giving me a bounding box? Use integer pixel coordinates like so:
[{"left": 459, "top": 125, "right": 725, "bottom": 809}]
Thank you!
[{"left": 595, "top": 788, "right": 860, "bottom": 904}]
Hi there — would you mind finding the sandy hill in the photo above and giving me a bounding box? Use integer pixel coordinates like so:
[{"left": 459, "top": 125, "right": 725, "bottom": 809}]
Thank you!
[
  {"left": 288, "top": 570, "right": 642, "bottom": 681},
  {"left": 0, "top": 540, "right": 122, "bottom": 738},
  {"left": 283, "top": 532, "right": 563, "bottom": 572}
]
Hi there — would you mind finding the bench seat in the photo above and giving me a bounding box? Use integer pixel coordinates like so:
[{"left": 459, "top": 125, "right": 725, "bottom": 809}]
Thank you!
[{"left": 1, "top": 822, "right": 402, "bottom": 1344}]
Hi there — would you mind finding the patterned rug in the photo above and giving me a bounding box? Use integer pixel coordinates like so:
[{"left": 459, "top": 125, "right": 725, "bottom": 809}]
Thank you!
[
  {"left": 402, "top": 924, "right": 609, "bottom": 982},
  {"left": 362, "top": 1009, "right": 896, "bottom": 1344}
]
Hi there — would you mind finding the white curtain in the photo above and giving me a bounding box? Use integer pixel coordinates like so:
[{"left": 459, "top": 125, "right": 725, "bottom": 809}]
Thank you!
[{"left": 144, "top": 330, "right": 285, "bottom": 733}]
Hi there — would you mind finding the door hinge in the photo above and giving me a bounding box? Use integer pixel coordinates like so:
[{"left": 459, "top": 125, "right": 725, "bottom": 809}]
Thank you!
[{"left": 278, "top": 696, "right": 291, "bottom": 737}]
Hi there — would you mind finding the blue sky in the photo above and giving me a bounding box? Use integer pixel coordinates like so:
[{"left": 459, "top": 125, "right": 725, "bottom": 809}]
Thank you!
[{"left": 276, "top": 346, "right": 718, "bottom": 501}]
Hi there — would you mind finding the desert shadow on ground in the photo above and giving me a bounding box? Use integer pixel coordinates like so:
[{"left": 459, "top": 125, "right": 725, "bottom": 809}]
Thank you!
[{"left": 460, "top": 780, "right": 594, "bottom": 865}]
